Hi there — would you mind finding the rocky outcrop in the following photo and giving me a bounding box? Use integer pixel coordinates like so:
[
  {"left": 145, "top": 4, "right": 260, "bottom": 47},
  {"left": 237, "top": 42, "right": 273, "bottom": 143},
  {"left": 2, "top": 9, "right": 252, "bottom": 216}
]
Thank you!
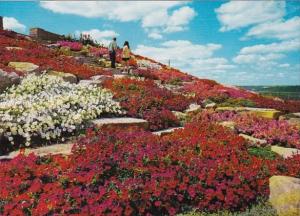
[
  {"left": 48, "top": 70, "right": 77, "bottom": 83},
  {"left": 8, "top": 62, "right": 39, "bottom": 73},
  {"left": 269, "top": 176, "right": 300, "bottom": 216},
  {"left": 0, "top": 69, "right": 20, "bottom": 93}
]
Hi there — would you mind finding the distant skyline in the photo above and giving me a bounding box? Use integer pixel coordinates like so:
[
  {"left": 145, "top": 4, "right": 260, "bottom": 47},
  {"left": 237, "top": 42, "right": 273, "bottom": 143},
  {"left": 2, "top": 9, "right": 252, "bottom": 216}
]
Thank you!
[{"left": 1, "top": 1, "right": 300, "bottom": 85}]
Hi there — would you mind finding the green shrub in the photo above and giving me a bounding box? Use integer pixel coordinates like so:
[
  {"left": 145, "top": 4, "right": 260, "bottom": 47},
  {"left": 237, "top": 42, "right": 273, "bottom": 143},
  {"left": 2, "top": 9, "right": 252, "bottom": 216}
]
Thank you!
[{"left": 247, "top": 147, "right": 277, "bottom": 160}]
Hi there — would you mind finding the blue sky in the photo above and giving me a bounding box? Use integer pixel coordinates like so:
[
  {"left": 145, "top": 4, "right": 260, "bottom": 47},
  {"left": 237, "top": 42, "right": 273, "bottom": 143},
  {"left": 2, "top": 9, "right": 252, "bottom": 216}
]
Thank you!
[{"left": 1, "top": 1, "right": 300, "bottom": 86}]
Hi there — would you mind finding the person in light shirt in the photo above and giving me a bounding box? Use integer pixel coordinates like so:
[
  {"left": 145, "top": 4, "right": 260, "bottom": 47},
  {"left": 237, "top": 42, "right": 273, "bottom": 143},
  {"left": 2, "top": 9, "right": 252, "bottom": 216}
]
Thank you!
[{"left": 122, "top": 41, "right": 131, "bottom": 73}]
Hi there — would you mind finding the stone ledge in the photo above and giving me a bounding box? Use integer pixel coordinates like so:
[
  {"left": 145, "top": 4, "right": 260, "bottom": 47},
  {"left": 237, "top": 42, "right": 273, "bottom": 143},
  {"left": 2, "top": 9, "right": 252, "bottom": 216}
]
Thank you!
[
  {"left": 216, "top": 107, "right": 282, "bottom": 119},
  {"left": 152, "top": 127, "right": 184, "bottom": 136},
  {"left": 91, "top": 117, "right": 148, "bottom": 129},
  {"left": 0, "top": 143, "right": 74, "bottom": 161},
  {"left": 239, "top": 133, "right": 268, "bottom": 147}
]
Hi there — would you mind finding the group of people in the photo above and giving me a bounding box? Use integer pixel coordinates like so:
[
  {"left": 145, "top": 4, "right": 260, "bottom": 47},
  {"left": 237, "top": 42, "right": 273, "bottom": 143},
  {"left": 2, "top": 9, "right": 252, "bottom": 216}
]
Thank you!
[{"left": 108, "top": 37, "right": 131, "bottom": 73}]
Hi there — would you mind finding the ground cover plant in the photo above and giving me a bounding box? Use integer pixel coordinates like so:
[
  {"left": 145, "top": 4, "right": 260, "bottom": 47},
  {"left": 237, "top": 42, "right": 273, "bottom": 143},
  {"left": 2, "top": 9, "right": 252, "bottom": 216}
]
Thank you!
[{"left": 0, "top": 74, "right": 123, "bottom": 153}]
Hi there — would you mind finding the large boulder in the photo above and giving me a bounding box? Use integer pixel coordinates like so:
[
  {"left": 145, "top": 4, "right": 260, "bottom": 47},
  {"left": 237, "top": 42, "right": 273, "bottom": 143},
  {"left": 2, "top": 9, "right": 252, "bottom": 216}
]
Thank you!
[
  {"left": 269, "top": 176, "right": 300, "bottom": 216},
  {"left": 8, "top": 62, "right": 39, "bottom": 73},
  {"left": 0, "top": 69, "right": 20, "bottom": 93},
  {"left": 271, "top": 146, "right": 300, "bottom": 159},
  {"left": 239, "top": 133, "right": 268, "bottom": 147},
  {"left": 91, "top": 117, "right": 148, "bottom": 130},
  {"left": 216, "top": 107, "right": 282, "bottom": 119},
  {"left": 48, "top": 70, "right": 77, "bottom": 83}
]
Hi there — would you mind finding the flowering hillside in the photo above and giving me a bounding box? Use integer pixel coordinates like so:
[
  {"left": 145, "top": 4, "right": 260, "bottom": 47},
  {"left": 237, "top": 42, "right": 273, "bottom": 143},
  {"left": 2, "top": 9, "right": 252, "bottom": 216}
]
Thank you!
[{"left": 0, "top": 30, "right": 300, "bottom": 215}]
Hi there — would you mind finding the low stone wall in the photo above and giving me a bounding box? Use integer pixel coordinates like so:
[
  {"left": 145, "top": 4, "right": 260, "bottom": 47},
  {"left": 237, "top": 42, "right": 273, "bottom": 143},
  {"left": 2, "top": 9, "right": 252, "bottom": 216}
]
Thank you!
[{"left": 29, "top": 27, "right": 63, "bottom": 42}]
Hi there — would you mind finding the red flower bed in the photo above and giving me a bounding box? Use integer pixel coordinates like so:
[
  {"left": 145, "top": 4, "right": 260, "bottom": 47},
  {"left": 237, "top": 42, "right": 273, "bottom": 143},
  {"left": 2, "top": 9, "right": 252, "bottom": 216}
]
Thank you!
[
  {"left": 103, "top": 78, "right": 190, "bottom": 130},
  {"left": 1, "top": 123, "right": 299, "bottom": 215}
]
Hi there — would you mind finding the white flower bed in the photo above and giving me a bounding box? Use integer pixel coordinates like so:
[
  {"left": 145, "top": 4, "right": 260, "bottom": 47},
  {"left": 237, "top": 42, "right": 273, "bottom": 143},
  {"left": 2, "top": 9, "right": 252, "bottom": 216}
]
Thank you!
[{"left": 0, "top": 74, "right": 123, "bottom": 146}]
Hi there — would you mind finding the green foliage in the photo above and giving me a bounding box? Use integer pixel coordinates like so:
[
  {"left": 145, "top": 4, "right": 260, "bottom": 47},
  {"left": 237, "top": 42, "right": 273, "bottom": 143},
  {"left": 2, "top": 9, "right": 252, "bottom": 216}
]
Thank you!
[{"left": 247, "top": 147, "right": 277, "bottom": 160}]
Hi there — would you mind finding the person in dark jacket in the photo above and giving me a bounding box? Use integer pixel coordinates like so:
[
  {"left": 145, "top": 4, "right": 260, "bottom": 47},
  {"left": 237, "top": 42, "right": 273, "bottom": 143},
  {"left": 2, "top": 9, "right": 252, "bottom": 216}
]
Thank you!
[{"left": 108, "top": 37, "right": 117, "bottom": 68}]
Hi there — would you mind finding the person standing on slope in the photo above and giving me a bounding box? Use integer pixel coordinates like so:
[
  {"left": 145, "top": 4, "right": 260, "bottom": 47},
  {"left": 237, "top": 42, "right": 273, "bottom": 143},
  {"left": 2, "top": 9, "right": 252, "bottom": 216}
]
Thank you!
[
  {"left": 122, "top": 41, "right": 131, "bottom": 74},
  {"left": 108, "top": 37, "right": 117, "bottom": 68}
]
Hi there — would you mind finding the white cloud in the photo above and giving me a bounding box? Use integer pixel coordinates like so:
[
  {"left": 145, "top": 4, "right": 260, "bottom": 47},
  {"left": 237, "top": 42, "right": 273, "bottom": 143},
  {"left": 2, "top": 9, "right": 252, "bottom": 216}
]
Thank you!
[
  {"left": 3, "top": 17, "right": 26, "bottom": 33},
  {"left": 279, "top": 63, "right": 290, "bottom": 68},
  {"left": 40, "top": 1, "right": 196, "bottom": 39},
  {"left": 215, "top": 1, "right": 285, "bottom": 32},
  {"left": 148, "top": 32, "right": 163, "bottom": 40},
  {"left": 245, "top": 16, "right": 300, "bottom": 40},
  {"left": 233, "top": 53, "right": 285, "bottom": 64},
  {"left": 240, "top": 39, "right": 300, "bottom": 54},
  {"left": 134, "top": 40, "right": 235, "bottom": 75},
  {"left": 233, "top": 39, "right": 300, "bottom": 66},
  {"left": 75, "top": 29, "right": 119, "bottom": 46}
]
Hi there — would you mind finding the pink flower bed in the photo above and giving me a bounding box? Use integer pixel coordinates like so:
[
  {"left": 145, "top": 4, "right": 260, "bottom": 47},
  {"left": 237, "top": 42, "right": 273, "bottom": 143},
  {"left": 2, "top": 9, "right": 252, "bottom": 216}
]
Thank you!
[
  {"left": 195, "top": 111, "right": 300, "bottom": 149},
  {"left": 57, "top": 41, "right": 83, "bottom": 51}
]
